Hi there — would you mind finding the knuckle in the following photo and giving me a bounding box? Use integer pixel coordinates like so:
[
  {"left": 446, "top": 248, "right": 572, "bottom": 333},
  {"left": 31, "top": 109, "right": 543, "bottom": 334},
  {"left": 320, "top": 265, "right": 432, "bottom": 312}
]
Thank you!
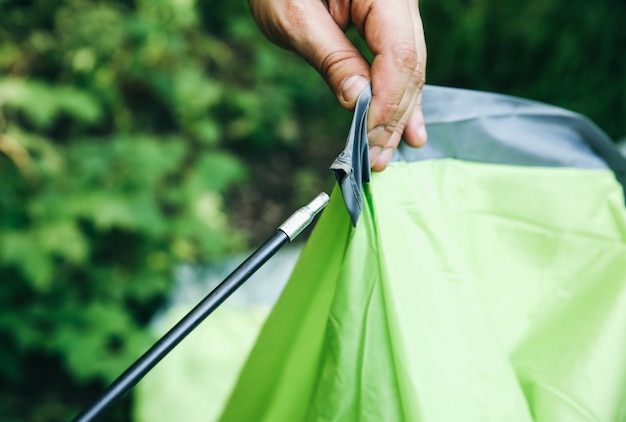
[
  {"left": 283, "top": 1, "right": 309, "bottom": 29},
  {"left": 390, "top": 42, "right": 419, "bottom": 72},
  {"left": 319, "top": 49, "right": 355, "bottom": 81},
  {"left": 387, "top": 120, "right": 406, "bottom": 141},
  {"left": 389, "top": 42, "right": 426, "bottom": 87},
  {"left": 251, "top": 1, "right": 307, "bottom": 48}
]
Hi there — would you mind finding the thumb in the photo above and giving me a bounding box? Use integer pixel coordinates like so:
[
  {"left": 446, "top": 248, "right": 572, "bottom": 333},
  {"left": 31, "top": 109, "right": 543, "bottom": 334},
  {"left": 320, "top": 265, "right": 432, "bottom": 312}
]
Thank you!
[
  {"left": 281, "top": 2, "right": 371, "bottom": 110},
  {"left": 313, "top": 34, "right": 370, "bottom": 110},
  {"left": 339, "top": 75, "right": 371, "bottom": 110}
]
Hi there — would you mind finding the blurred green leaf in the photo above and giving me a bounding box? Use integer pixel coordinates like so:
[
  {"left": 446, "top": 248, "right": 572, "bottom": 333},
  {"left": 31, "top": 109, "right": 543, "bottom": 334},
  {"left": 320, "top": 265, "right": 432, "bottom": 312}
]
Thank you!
[
  {"left": 185, "top": 152, "right": 247, "bottom": 194},
  {"left": 0, "top": 78, "right": 102, "bottom": 128},
  {"left": 1, "top": 230, "right": 54, "bottom": 290}
]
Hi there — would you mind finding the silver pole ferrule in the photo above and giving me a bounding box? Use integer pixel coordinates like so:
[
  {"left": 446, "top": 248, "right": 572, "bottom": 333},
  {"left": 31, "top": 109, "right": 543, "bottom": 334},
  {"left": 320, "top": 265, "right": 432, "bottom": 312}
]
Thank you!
[{"left": 278, "top": 192, "right": 330, "bottom": 241}]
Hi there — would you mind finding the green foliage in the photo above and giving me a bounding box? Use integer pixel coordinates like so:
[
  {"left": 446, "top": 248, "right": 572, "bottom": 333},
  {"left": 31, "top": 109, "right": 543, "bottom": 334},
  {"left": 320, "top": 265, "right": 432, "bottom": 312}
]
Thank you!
[
  {"left": 0, "top": 78, "right": 102, "bottom": 128},
  {"left": 0, "top": 0, "right": 335, "bottom": 420},
  {"left": 0, "top": 0, "right": 624, "bottom": 420}
]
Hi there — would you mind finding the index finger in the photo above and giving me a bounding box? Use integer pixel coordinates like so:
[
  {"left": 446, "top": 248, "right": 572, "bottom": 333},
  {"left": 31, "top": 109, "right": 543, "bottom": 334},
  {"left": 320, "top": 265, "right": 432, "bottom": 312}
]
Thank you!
[{"left": 352, "top": 0, "right": 427, "bottom": 170}]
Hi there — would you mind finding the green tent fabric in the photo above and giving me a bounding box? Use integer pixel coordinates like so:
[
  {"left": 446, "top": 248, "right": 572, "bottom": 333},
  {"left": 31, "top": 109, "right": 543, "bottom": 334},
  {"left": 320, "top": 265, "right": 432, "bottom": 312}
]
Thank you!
[{"left": 217, "top": 87, "right": 626, "bottom": 421}]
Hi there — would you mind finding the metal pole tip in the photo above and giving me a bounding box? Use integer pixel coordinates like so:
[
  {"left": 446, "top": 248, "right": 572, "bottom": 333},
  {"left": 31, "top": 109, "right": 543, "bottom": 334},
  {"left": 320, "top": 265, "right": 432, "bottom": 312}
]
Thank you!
[{"left": 278, "top": 192, "right": 330, "bottom": 241}]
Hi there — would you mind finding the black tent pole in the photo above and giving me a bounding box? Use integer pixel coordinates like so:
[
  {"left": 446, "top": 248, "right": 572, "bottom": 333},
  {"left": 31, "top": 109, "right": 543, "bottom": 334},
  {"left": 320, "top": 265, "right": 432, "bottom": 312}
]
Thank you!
[{"left": 72, "top": 192, "right": 330, "bottom": 422}]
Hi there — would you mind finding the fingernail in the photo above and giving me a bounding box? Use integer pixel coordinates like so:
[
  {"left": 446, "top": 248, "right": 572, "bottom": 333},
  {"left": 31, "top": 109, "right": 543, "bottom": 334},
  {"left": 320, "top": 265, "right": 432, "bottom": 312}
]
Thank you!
[
  {"left": 379, "top": 148, "right": 394, "bottom": 167},
  {"left": 369, "top": 145, "right": 382, "bottom": 167},
  {"left": 340, "top": 75, "right": 369, "bottom": 104},
  {"left": 418, "top": 124, "right": 428, "bottom": 143}
]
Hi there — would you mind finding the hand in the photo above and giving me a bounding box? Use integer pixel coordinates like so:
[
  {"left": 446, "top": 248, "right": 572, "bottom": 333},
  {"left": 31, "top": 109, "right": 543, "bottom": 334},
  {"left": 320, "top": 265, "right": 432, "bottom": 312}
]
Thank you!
[{"left": 249, "top": 0, "right": 427, "bottom": 171}]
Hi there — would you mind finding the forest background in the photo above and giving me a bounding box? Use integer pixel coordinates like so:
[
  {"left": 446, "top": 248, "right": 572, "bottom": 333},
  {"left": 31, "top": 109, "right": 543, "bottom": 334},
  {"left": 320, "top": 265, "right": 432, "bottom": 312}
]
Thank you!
[{"left": 1, "top": 0, "right": 624, "bottom": 421}]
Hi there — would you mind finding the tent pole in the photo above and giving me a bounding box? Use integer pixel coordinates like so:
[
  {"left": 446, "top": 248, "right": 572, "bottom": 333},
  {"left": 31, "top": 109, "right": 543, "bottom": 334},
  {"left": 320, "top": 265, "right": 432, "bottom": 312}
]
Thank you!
[{"left": 72, "top": 192, "right": 330, "bottom": 422}]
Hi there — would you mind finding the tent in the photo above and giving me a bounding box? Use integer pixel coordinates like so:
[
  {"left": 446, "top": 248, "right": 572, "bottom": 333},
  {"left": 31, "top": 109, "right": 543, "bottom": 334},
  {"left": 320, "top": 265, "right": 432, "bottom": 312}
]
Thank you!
[
  {"left": 133, "top": 86, "right": 626, "bottom": 421},
  {"left": 215, "top": 86, "right": 626, "bottom": 421}
]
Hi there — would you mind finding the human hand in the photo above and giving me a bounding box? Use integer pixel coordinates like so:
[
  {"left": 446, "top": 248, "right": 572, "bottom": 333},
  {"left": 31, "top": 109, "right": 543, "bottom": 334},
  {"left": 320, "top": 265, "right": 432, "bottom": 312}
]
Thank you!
[{"left": 249, "top": 0, "right": 427, "bottom": 171}]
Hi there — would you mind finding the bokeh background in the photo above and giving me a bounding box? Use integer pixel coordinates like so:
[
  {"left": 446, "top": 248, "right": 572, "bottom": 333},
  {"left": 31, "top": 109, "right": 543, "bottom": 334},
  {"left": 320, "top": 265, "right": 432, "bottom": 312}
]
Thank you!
[{"left": 0, "top": 0, "right": 624, "bottom": 420}]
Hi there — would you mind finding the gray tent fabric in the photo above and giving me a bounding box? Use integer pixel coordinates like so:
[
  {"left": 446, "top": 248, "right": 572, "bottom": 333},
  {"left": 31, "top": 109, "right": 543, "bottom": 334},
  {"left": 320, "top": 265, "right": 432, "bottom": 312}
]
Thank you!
[
  {"left": 395, "top": 86, "right": 626, "bottom": 197},
  {"left": 329, "top": 84, "right": 371, "bottom": 226},
  {"left": 330, "top": 85, "right": 626, "bottom": 223}
]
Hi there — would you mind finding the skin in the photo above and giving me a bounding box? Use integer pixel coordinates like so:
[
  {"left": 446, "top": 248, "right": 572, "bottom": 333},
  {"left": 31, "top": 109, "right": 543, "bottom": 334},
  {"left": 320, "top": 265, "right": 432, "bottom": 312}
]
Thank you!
[{"left": 248, "top": 0, "right": 427, "bottom": 171}]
